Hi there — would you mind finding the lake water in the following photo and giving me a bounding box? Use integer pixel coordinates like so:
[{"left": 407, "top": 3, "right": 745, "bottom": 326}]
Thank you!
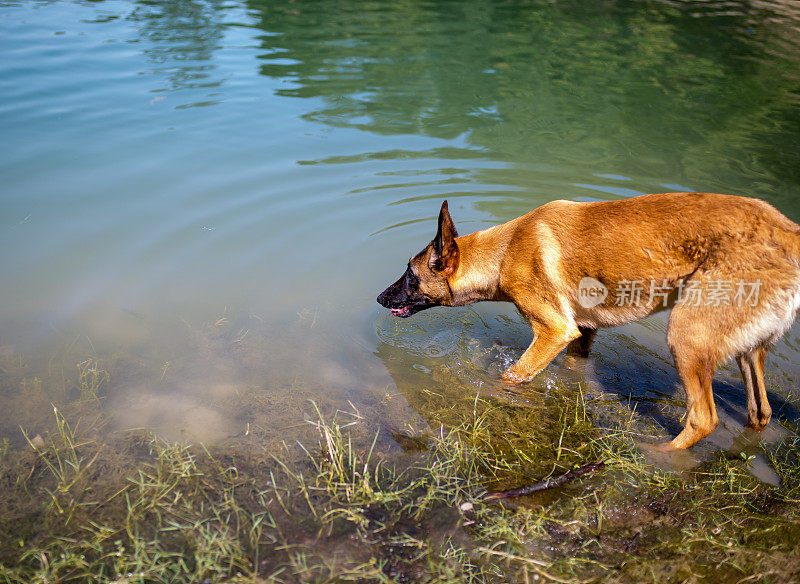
[{"left": 2, "top": 0, "right": 800, "bottom": 464}]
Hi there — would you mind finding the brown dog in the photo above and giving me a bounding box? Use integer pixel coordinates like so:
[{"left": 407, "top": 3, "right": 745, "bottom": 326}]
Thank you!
[{"left": 378, "top": 193, "right": 800, "bottom": 450}]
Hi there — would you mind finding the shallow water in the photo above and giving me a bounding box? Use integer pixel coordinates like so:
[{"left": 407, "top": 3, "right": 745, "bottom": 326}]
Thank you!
[{"left": 2, "top": 0, "right": 800, "bottom": 469}]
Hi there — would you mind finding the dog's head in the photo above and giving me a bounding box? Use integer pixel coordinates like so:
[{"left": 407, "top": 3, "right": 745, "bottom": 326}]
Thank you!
[{"left": 377, "top": 201, "right": 460, "bottom": 318}]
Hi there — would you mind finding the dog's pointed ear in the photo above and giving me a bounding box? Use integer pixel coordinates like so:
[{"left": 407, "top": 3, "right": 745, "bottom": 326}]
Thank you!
[{"left": 430, "top": 200, "right": 459, "bottom": 276}]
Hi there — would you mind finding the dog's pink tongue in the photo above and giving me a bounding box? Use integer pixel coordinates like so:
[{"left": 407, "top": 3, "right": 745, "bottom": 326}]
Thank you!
[{"left": 391, "top": 307, "right": 409, "bottom": 317}]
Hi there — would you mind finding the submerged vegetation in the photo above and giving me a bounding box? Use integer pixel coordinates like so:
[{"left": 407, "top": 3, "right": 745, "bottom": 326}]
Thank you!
[
  {"left": 0, "top": 312, "right": 798, "bottom": 583},
  {"left": 1, "top": 338, "right": 800, "bottom": 584}
]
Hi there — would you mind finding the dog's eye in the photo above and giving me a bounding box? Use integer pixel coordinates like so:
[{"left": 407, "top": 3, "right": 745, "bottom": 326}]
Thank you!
[{"left": 405, "top": 269, "right": 420, "bottom": 290}]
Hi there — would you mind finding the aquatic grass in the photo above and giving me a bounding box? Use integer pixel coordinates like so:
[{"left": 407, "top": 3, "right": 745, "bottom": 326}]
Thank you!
[
  {"left": 76, "top": 358, "right": 109, "bottom": 404},
  {"left": 304, "top": 401, "right": 386, "bottom": 505},
  {"left": 21, "top": 406, "right": 103, "bottom": 526},
  {"left": 2, "top": 359, "right": 800, "bottom": 583},
  {"left": 267, "top": 388, "right": 800, "bottom": 583}
]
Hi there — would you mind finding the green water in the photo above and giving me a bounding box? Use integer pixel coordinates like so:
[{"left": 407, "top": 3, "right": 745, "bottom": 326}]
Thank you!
[{"left": 1, "top": 0, "right": 800, "bottom": 460}]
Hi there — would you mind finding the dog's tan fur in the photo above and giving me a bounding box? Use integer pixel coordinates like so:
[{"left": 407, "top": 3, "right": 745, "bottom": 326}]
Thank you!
[{"left": 382, "top": 193, "right": 800, "bottom": 450}]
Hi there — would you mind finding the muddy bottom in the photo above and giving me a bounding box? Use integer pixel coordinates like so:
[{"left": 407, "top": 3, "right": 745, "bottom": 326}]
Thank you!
[{"left": 2, "top": 306, "right": 800, "bottom": 582}]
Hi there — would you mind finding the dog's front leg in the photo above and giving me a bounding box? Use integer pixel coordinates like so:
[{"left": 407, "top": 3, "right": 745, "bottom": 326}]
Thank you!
[{"left": 502, "top": 318, "right": 581, "bottom": 383}]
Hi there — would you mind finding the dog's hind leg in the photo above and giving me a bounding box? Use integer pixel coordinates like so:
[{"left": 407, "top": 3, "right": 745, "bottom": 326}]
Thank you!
[
  {"left": 566, "top": 326, "right": 596, "bottom": 358},
  {"left": 736, "top": 346, "right": 771, "bottom": 431},
  {"left": 659, "top": 306, "right": 721, "bottom": 450},
  {"left": 661, "top": 349, "right": 719, "bottom": 450}
]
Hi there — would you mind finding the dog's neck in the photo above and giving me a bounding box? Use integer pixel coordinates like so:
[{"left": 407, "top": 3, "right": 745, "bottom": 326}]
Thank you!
[{"left": 449, "top": 225, "right": 508, "bottom": 306}]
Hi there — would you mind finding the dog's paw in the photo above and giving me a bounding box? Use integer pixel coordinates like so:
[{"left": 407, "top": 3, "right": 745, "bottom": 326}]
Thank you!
[
  {"left": 638, "top": 440, "right": 701, "bottom": 471},
  {"left": 746, "top": 415, "right": 771, "bottom": 432},
  {"left": 501, "top": 368, "right": 533, "bottom": 383},
  {"left": 639, "top": 440, "right": 677, "bottom": 453}
]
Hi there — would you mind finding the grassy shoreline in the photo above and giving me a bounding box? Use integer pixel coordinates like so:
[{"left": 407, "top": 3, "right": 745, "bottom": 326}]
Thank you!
[{"left": 1, "top": 381, "right": 799, "bottom": 583}]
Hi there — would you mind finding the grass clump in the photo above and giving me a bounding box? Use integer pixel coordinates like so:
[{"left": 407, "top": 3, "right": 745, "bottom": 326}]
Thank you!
[
  {"left": 1, "top": 360, "right": 800, "bottom": 582},
  {"left": 0, "top": 390, "right": 604, "bottom": 583}
]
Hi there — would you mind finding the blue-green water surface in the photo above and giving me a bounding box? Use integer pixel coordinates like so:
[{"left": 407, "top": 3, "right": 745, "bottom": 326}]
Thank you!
[{"left": 2, "top": 0, "right": 800, "bottom": 458}]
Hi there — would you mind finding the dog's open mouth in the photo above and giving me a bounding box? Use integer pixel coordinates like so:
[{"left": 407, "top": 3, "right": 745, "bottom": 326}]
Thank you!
[{"left": 390, "top": 306, "right": 412, "bottom": 318}]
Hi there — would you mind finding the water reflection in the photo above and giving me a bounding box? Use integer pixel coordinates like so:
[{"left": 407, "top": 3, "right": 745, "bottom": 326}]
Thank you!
[
  {"left": 129, "top": 0, "right": 228, "bottom": 97},
  {"left": 247, "top": 0, "right": 800, "bottom": 215}
]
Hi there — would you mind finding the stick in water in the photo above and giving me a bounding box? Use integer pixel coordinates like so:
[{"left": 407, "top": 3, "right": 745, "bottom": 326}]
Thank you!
[{"left": 484, "top": 461, "right": 606, "bottom": 500}]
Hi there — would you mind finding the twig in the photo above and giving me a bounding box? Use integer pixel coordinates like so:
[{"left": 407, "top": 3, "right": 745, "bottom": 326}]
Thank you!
[
  {"left": 484, "top": 461, "right": 606, "bottom": 500},
  {"left": 624, "top": 530, "right": 641, "bottom": 552}
]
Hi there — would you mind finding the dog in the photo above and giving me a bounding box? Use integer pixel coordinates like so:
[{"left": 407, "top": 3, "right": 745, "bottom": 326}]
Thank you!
[{"left": 377, "top": 193, "right": 800, "bottom": 450}]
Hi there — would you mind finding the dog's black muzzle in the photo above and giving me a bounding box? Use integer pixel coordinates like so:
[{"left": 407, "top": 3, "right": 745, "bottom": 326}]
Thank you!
[{"left": 377, "top": 274, "right": 433, "bottom": 318}]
